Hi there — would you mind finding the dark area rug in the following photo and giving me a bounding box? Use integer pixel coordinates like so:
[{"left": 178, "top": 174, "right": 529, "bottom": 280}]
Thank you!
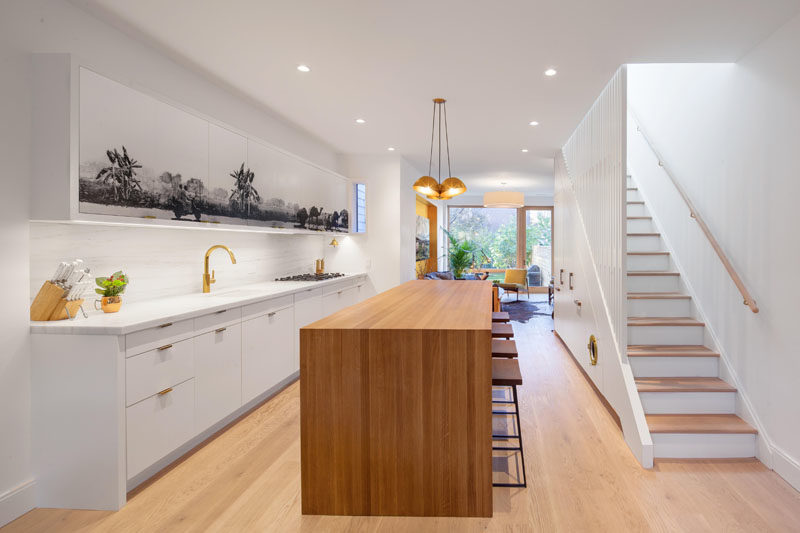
[{"left": 501, "top": 298, "right": 552, "bottom": 323}]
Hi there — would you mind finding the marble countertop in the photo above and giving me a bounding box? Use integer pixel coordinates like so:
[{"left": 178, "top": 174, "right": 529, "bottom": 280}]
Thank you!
[{"left": 30, "top": 273, "right": 367, "bottom": 336}]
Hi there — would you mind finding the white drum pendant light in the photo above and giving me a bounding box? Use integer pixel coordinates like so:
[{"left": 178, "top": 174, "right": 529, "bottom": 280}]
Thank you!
[{"left": 483, "top": 190, "right": 524, "bottom": 208}]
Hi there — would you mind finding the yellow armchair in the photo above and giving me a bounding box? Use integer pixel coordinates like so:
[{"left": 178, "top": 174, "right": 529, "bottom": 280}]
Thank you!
[{"left": 498, "top": 268, "right": 529, "bottom": 301}]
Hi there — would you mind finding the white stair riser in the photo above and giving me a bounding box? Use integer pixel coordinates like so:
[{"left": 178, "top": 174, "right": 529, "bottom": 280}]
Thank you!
[
  {"left": 628, "top": 325, "right": 705, "bottom": 345},
  {"left": 627, "top": 254, "right": 670, "bottom": 271},
  {"left": 627, "top": 204, "right": 648, "bottom": 217},
  {"left": 627, "top": 219, "right": 654, "bottom": 233},
  {"left": 628, "top": 298, "right": 691, "bottom": 317},
  {"left": 652, "top": 433, "right": 755, "bottom": 458},
  {"left": 627, "top": 235, "right": 662, "bottom": 252},
  {"left": 627, "top": 275, "right": 681, "bottom": 292},
  {"left": 627, "top": 189, "right": 642, "bottom": 202},
  {"left": 629, "top": 356, "right": 719, "bottom": 377},
  {"left": 640, "top": 391, "right": 735, "bottom": 414}
]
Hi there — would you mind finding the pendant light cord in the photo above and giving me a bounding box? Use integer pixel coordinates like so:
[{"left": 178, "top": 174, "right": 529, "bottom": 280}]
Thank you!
[
  {"left": 427, "top": 100, "right": 436, "bottom": 176},
  {"left": 437, "top": 101, "right": 442, "bottom": 183},
  {"left": 444, "top": 101, "right": 452, "bottom": 178}
]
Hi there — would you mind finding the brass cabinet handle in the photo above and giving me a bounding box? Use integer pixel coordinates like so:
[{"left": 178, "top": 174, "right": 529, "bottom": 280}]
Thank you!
[
  {"left": 267, "top": 311, "right": 276, "bottom": 317},
  {"left": 157, "top": 344, "right": 173, "bottom": 351},
  {"left": 215, "top": 309, "right": 226, "bottom": 314},
  {"left": 158, "top": 322, "right": 173, "bottom": 328},
  {"left": 560, "top": 269, "right": 564, "bottom": 285},
  {"left": 569, "top": 272, "right": 575, "bottom": 290},
  {"left": 215, "top": 327, "right": 227, "bottom": 333},
  {"left": 157, "top": 387, "right": 173, "bottom": 396},
  {"left": 337, "top": 290, "right": 343, "bottom": 295},
  {"left": 574, "top": 299, "right": 582, "bottom": 307}
]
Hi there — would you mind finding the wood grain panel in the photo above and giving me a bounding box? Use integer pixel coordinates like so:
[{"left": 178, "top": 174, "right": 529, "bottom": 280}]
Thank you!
[{"left": 300, "top": 281, "right": 492, "bottom": 517}]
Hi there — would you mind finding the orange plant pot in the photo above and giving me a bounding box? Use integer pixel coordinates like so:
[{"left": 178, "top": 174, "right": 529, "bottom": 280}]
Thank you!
[{"left": 98, "top": 296, "right": 122, "bottom": 313}]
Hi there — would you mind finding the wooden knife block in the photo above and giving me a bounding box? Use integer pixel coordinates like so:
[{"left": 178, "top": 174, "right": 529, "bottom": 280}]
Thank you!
[{"left": 30, "top": 281, "right": 85, "bottom": 321}]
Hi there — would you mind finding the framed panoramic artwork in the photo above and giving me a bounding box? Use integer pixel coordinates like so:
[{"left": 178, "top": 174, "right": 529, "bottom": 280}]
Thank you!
[{"left": 78, "top": 68, "right": 349, "bottom": 232}]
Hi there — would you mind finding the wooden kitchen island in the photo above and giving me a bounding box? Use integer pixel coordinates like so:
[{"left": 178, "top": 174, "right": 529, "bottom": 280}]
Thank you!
[{"left": 300, "top": 280, "right": 493, "bottom": 517}]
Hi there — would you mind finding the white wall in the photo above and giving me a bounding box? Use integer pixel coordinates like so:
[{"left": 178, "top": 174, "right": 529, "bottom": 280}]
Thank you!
[
  {"left": 326, "top": 155, "right": 418, "bottom": 293},
  {"left": 0, "top": 36, "right": 36, "bottom": 526},
  {"left": 628, "top": 11, "right": 800, "bottom": 489}
]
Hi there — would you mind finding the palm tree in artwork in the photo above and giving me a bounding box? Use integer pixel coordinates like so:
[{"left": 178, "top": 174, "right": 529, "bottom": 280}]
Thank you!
[
  {"left": 229, "top": 163, "right": 260, "bottom": 218},
  {"left": 95, "top": 146, "right": 143, "bottom": 202}
]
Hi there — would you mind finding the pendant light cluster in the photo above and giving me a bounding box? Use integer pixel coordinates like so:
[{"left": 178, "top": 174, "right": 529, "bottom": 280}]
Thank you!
[{"left": 412, "top": 98, "right": 467, "bottom": 200}]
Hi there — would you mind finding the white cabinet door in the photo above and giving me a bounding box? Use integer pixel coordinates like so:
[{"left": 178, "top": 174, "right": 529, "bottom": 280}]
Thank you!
[
  {"left": 294, "top": 288, "right": 323, "bottom": 372},
  {"left": 194, "top": 323, "right": 242, "bottom": 433},
  {"left": 242, "top": 306, "right": 294, "bottom": 404},
  {"left": 322, "top": 291, "right": 343, "bottom": 317}
]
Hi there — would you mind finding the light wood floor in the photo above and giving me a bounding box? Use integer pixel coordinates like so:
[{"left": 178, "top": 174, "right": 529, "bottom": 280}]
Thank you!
[{"left": 6, "top": 304, "right": 800, "bottom": 532}]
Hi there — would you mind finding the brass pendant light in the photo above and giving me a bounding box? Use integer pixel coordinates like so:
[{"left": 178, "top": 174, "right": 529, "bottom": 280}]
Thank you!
[{"left": 412, "top": 98, "right": 467, "bottom": 200}]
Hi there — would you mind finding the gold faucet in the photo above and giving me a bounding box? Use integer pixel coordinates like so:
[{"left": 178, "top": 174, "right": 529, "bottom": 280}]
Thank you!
[{"left": 203, "top": 245, "right": 237, "bottom": 293}]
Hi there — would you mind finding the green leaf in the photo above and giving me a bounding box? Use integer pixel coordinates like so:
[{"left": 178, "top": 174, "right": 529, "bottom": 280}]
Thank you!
[
  {"left": 95, "top": 288, "right": 106, "bottom": 295},
  {"left": 95, "top": 277, "right": 108, "bottom": 287}
]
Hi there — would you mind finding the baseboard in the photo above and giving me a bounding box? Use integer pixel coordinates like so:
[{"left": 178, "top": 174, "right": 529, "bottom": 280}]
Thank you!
[
  {"left": 0, "top": 479, "right": 36, "bottom": 528},
  {"left": 772, "top": 447, "right": 800, "bottom": 493}
]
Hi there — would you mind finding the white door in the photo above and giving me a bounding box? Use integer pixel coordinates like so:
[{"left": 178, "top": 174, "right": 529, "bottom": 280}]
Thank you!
[
  {"left": 242, "top": 307, "right": 294, "bottom": 404},
  {"left": 194, "top": 323, "right": 242, "bottom": 433},
  {"left": 294, "top": 288, "right": 323, "bottom": 372}
]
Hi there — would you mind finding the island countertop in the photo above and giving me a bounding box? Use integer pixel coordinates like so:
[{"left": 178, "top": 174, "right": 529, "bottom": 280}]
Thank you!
[{"left": 300, "top": 279, "right": 494, "bottom": 517}]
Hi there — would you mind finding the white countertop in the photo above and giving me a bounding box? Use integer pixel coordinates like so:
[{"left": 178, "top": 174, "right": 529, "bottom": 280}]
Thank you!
[{"left": 30, "top": 273, "right": 367, "bottom": 336}]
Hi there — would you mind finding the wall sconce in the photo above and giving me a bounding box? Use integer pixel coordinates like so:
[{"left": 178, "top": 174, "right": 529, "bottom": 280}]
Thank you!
[{"left": 329, "top": 238, "right": 339, "bottom": 247}]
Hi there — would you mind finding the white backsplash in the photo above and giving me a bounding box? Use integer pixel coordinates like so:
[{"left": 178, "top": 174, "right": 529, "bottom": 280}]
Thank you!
[{"left": 30, "top": 222, "right": 328, "bottom": 303}]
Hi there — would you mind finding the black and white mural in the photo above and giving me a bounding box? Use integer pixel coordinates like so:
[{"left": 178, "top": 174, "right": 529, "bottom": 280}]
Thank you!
[{"left": 79, "top": 68, "right": 349, "bottom": 232}]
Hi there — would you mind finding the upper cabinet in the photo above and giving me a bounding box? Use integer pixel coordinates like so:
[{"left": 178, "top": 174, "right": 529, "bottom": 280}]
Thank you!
[{"left": 31, "top": 54, "right": 350, "bottom": 234}]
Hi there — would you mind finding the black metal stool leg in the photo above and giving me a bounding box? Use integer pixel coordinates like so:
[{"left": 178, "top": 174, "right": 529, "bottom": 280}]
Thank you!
[
  {"left": 492, "top": 383, "right": 527, "bottom": 488},
  {"left": 512, "top": 384, "right": 527, "bottom": 487}
]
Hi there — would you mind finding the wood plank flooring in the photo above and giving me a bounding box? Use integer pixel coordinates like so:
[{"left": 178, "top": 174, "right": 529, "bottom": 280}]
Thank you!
[{"left": 4, "top": 300, "right": 800, "bottom": 532}]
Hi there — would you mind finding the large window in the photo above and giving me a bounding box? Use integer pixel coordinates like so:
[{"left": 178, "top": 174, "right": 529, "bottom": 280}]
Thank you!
[{"left": 447, "top": 205, "right": 553, "bottom": 284}]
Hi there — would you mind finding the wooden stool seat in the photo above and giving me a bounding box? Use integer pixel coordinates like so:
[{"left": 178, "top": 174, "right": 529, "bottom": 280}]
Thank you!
[
  {"left": 492, "top": 311, "right": 510, "bottom": 323},
  {"left": 492, "top": 339, "right": 518, "bottom": 358},
  {"left": 491, "top": 358, "right": 523, "bottom": 386},
  {"left": 491, "top": 323, "right": 514, "bottom": 339}
]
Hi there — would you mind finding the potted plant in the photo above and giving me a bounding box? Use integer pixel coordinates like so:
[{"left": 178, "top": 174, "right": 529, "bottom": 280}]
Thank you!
[
  {"left": 95, "top": 271, "right": 129, "bottom": 313},
  {"left": 443, "top": 228, "right": 484, "bottom": 279}
]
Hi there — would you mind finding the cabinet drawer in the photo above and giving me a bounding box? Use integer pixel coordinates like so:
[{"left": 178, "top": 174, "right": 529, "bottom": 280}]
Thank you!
[
  {"left": 193, "top": 306, "right": 242, "bottom": 334},
  {"left": 241, "top": 294, "right": 293, "bottom": 321},
  {"left": 294, "top": 286, "right": 322, "bottom": 304},
  {"left": 322, "top": 279, "right": 354, "bottom": 295},
  {"left": 126, "top": 378, "right": 195, "bottom": 479},
  {"left": 125, "top": 318, "right": 194, "bottom": 357},
  {"left": 126, "top": 339, "right": 194, "bottom": 407}
]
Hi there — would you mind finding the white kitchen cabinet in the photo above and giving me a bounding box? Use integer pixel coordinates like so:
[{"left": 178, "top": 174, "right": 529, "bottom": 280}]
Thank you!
[
  {"left": 294, "top": 287, "right": 324, "bottom": 371},
  {"left": 194, "top": 323, "right": 242, "bottom": 433},
  {"left": 242, "top": 306, "right": 294, "bottom": 404},
  {"left": 126, "top": 378, "right": 195, "bottom": 478}
]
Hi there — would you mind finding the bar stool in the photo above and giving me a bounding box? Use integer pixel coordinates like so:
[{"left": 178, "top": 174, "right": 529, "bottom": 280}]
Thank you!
[
  {"left": 491, "top": 358, "right": 526, "bottom": 488},
  {"left": 492, "top": 339, "right": 518, "bottom": 358},
  {"left": 492, "top": 311, "right": 510, "bottom": 323},
  {"left": 491, "top": 322, "right": 514, "bottom": 339}
]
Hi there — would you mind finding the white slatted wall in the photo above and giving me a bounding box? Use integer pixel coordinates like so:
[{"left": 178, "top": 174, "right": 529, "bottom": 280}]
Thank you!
[{"left": 560, "top": 66, "right": 628, "bottom": 356}]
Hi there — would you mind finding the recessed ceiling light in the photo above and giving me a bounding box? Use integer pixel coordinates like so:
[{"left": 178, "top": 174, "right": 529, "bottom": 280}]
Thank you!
[
  {"left": 297, "top": 64, "right": 311, "bottom": 73},
  {"left": 528, "top": 121, "right": 539, "bottom": 126},
  {"left": 355, "top": 118, "right": 366, "bottom": 124},
  {"left": 544, "top": 68, "right": 557, "bottom": 77},
  {"left": 387, "top": 147, "right": 395, "bottom": 151},
  {"left": 521, "top": 149, "right": 529, "bottom": 153}
]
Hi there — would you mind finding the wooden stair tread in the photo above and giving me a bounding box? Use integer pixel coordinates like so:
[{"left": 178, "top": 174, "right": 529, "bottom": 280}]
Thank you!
[
  {"left": 627, "top": 232, "right": 660, "bottom": 237},
  {"left": 628, "top": 292, "right": 690, "bottom": 299},
  {"left": 492, "top": 358, "right": 522, "bottom": 386},
  {"left": 627, "top": 271, "right": 680, "bottom": 276},
  {"left": 627, "top": 345, "right": 719, "bottom": 357},
  {"left": 492, "top": 339, "right": 518, "bottom": 357},
  {"left": 628, "top": 317, "right": 704, "bottom": 327},
  {"left": 646, "top": 414, "right": 756, "bottom": 434},
  {"left": 636, "top": 377, "right": 736, "bottom": 393},
  {"left": 627, "top": 251, "right": 669, "bottom": 255}
]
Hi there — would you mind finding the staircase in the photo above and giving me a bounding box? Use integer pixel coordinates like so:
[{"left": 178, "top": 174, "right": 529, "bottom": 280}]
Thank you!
[{"left": 626, "top": 176, "right": 757, "bottom": 458}]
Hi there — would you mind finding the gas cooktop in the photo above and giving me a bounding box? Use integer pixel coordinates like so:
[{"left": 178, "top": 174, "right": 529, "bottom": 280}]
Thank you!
[{"left": 275, "top": 273, "right": 346, "bottom": 282}]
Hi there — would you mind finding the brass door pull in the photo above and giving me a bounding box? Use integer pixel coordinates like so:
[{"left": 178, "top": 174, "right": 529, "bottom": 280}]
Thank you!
[
  {"left": 215, "top": 327, "right": 227, "bottom": 333},
  {"left": 569, "top": 272, "right": 575, "bottom": 290},
  {"left": 157, "top": 387, "right": 173, "bottom": 396},
  {"left": 157, "top": 344, "right": 173, "bottom": 351},
  {"left": 574, "top": 299, "right": 582, "bottom": 307},
  {"left": 158, "top": 322, "right": 173, "bottom": 328}
]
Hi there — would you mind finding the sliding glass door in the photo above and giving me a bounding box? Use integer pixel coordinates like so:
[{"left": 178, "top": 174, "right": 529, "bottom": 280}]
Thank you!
[{"left": 447, "top": 205, "right": 553, "bottom": 286}]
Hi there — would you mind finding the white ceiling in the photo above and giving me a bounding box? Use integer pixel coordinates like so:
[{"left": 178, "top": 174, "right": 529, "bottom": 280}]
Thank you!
[{"left": 72, "top": 0, "right": 800, "bottom": 195}]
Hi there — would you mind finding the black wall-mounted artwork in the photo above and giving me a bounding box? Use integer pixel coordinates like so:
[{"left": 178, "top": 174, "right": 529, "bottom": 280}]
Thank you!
[{"left": 78, "top": 68, "right": 349, "bottom": 232}]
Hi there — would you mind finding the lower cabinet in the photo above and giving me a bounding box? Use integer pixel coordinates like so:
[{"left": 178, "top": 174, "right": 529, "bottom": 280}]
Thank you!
[
  {"left": 294, "top": 288, "right": 324, "bottom": 371},
  {"left": 194, "top": 323, "right": 242, "bottom": 433},
  {"left": 126, "top": 378, "right": 195, "bottom": 478},
  {"left": 242, "top": 306, "right": 294, "bottom": 404}
]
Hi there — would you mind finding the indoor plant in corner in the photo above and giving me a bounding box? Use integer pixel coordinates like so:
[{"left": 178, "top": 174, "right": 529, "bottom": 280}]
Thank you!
[
  {"left": 443, "top": 228, "right": 483, "bottom": 279},
  {"left": 95, "top": 271, "right": 129, "bottom": 313}
]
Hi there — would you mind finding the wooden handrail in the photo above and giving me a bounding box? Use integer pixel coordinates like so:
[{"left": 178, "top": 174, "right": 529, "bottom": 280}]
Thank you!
[{"left": 631, "top": 113, "right": 759, "bottom": 313}]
